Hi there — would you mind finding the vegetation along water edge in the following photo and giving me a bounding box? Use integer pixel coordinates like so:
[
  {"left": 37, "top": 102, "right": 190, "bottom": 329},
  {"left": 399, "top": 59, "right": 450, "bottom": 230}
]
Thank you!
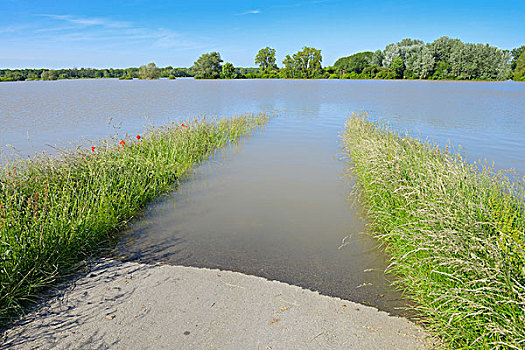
[
  {"left": 2, "top": 37, "right": 524, "bottom": 82},
  {"left": 0, "top": 113, "right": 272, "bottom": 326},
  {"left": 342, "top": 113, "right": 525, "bottom": 349}
]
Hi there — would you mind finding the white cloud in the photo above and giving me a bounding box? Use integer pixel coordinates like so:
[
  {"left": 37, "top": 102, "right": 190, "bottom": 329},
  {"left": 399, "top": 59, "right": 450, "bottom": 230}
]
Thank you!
[{"left": 236, "top": 10, "right": 260, "bottom": 15}]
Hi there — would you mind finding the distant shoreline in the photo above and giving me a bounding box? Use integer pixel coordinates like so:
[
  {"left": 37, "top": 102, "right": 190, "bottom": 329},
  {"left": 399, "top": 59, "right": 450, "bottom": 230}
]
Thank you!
[{"left": 1, "top": 76, "right": 522, "bottom": 83}]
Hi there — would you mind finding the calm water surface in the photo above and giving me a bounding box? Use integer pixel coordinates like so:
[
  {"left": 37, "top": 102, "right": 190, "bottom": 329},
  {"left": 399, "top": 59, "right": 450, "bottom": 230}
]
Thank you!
[{"left": 1, "top": 79, "right": 524, "bottom": 315}]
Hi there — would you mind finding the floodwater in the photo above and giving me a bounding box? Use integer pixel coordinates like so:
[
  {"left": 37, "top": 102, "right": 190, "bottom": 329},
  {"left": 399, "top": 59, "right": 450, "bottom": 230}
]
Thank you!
[{"left": 1, "top": 79, "right": 524, "bottom": 315}]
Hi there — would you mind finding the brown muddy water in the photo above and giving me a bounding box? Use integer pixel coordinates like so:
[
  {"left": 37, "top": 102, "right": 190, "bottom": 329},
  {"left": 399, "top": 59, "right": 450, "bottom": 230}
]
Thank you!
[{"left": 1, "top": 79, "right": 524, "bottom": 316}]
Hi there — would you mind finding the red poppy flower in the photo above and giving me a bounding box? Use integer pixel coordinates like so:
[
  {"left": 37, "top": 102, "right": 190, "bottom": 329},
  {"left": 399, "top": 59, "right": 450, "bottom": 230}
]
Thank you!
[
  {"left": 119, "top": 140, "right": 125, "bottom": 146},
  {"left": 181, "top": 123, "right": 185, "bottom": 127},
  {"left": 136, "top": 135, "right": 141, "bottom": 140},
  {"left": 91, "top": 146, "right": 96, "bottom": 152}
]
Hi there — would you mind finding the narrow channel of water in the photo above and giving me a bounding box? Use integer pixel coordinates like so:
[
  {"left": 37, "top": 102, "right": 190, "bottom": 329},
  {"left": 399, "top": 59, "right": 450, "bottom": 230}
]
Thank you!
[{"left": 111, "top": 119, "right": 411, "bottom": 314}]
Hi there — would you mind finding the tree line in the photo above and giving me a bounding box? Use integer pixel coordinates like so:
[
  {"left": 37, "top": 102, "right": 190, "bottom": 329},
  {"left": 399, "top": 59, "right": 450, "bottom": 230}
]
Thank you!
[
  {"left": 191, "top": 47, "right": 324, "bottom": 79},
  {"left": 332, "top": 38, "right": 524, "bottom": 81},
  {"left": 192, "top": 38, "right": 524, "bottom": 81},
  {"left": 1, "top": 37, "right": 524, "bottom": 82},
  {"left": 0, "top": 65, "right": 191, "bottom": 82}
]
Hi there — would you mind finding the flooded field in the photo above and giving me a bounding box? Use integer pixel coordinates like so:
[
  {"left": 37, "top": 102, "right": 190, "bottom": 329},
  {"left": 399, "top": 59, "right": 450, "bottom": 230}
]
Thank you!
[{"left": 2, "top": 79, "right": 524, "bottom": 315}]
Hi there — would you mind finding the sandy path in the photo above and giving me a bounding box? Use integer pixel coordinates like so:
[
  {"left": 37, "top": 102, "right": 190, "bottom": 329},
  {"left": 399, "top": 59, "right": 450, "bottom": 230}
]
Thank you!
[{"left": 1, "top": 259, "right": 431, "bottom": 349}]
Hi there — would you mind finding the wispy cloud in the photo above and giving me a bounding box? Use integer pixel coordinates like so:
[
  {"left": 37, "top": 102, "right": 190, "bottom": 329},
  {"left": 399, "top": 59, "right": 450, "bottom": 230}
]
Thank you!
[
  {"left": 0, "top": 24, "right": 34, "bottom": 34},
  {"left": 236, "top": 10, "right": 260, "bottom": 16},
  {"left": 8, "top": 14, "right": 208, "bottom": 51},
  {"left": 37, "top": 14, "right": 131, "bottom": 28},
  {"left": 0, "top": 12, "right": 215, "bottom": 68}
]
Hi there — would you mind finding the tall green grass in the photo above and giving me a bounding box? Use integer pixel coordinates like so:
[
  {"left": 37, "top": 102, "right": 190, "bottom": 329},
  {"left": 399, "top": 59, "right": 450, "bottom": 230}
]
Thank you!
[
  {"left": 0, "top": 113, "right": 271, "bottom": 324},
  {"left": 342, "top": 113, "right": 525, "bottom": 349}
]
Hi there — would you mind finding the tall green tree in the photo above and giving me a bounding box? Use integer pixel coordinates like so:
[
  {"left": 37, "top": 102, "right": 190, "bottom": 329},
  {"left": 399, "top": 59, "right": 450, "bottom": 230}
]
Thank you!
[
  {"left": 370, "top": 50, "right": 384, "bottom": 67},
  {"left": 428, "top": 37, "right": 463, "bottom": 79},
  {"left": 449, "top": 43, "right": 510, "bottom": 80},
  {"left": 405, "top": 45, "right": 435, "bottom": 79},
  {"left": 513, "top": 51, "right": 525, "bottom": 81},
  {"left": 334, "top": 52, "right": 373, "bottom": 74},
  {"left": 292, "top": 46, "right": 322, "bottom": 78},
  {"left": 222, "top": 62, "right": 235, "bottom": 79},
  {"left": 255, "top": 47, "right": 278, "bottom": 73},
  {"left": 279, "top": 47, "right": 322, "bottom": 78},
  {"left": 390, "top": 56, "right": 405, "bottom": 78},
  {"left": 430, "top": 36, "right": 462, "bottom": 64},
  {"left": 192, "top": 52, "right": 223, "bottom": 79},
  {"left": 138, "top": 62, "right": 159, "bottom": 79},
  {"left": 382, "top": 38, "right": 424, "bottom": 67},
  {"left": 280, "top": 55, "right": 295, "bottom": 78},
  {"left": 511, "top": 46, "right": 525, "bottom": 70}
]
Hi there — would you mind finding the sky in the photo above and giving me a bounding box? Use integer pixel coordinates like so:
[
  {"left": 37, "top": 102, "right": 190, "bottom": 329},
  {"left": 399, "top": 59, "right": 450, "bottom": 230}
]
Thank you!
[{"left": 1, "top": 0, "right": 524, "bottom": 69}]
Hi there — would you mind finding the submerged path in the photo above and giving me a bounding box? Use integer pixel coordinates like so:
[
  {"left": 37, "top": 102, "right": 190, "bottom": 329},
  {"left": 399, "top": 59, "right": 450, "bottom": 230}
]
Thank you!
[{"left": 1, "top": 259, "right": 431, "bottom": 349}]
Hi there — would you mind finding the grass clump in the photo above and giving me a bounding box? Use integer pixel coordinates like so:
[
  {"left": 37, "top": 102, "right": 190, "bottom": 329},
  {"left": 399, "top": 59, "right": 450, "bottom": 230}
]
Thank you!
[
  {"left": 0, "top": 113, "right": 271, "bottom": 325},
  {"left": 342, "top": 112, "right": 525, "bottom": 349}
]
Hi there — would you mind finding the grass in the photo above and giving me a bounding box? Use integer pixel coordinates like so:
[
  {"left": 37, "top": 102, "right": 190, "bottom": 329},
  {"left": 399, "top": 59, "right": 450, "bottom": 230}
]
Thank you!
[
  {"left": 342, "top": 113, "right": 525, "bottom": 349},
  {"left": 0, "top": 113, "right": 271, "bottom": 325}
]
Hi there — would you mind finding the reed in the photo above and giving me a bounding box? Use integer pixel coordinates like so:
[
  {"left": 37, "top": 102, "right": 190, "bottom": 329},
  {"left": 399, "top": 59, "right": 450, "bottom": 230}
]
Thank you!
[
  {"left": 0, "top": 113, "right": 271, "bottom": 325},
  {"left": 342, "top": 112, "right": 525, "bottom": 349}
]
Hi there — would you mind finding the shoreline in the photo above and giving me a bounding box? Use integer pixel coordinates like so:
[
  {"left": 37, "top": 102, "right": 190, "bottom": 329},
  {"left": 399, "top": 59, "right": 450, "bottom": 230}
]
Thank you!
[{"left": 1, "top": 77, "right": 522, "bottom": 83}]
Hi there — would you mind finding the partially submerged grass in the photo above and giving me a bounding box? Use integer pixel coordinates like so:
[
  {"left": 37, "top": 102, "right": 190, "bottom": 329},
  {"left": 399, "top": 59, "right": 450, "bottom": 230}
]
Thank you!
[
  {"left": 342, "top": 113, "right": 525, "bottom": 349},
  {"left": 0, "top": 113, "right": 271, "bottom": 325}
]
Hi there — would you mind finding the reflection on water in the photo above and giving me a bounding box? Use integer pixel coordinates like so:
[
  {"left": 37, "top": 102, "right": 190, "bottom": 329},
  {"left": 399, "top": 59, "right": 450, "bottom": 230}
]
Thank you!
[{"left": 2, "top": 79, "right": 524, "bottom": 315}]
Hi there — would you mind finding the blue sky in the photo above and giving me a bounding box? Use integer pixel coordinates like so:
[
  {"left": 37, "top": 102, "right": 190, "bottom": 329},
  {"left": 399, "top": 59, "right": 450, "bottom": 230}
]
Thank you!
[{"left": 1, "top": 0, "right": 524, "bottom": 69}]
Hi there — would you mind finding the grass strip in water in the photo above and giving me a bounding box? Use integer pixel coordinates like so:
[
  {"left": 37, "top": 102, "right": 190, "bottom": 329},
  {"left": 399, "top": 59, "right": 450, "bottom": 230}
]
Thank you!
[
  {"left": 0, "top": 113, "right": 271, "bottom": 325},
  {"left": 342, "top": 113, "right": 525, "bottom": 349}
]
